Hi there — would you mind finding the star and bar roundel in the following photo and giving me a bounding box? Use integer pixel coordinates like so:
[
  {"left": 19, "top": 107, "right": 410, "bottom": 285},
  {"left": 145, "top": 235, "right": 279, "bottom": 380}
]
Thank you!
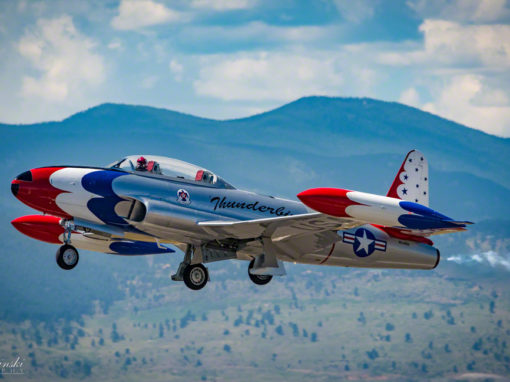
[{"left": 343, "top": 228, "right": 387, "bottom": 257}]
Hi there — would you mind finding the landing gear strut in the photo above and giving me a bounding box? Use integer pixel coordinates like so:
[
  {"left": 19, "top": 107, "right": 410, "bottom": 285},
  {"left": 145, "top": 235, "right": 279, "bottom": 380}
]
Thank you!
[{"left": 172, "top": 245, "right": 209, "bottom": 290}]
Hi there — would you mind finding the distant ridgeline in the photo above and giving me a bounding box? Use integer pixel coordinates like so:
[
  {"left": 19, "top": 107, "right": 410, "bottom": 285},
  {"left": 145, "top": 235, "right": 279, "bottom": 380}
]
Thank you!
[{"left": 0, "top": 96, "right": 509, "bottom": 322}]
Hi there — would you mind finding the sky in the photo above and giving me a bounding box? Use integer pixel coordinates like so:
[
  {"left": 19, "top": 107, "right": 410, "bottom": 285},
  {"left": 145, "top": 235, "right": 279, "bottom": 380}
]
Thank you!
[{"left": 1, "top": 0, "right": 510, "bottom": 137}]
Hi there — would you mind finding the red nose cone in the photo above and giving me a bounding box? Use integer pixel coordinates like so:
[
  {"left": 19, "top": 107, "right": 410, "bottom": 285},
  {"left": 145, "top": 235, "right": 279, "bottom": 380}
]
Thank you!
[
  {"left": 297, "top": 188, "right": 357, "bottom": 217},
  {"left": 11, "top": 167, "right": 71, "bottom": 218},
  {"left": 11, "top": 215, "right": 64, "bottom": 244}
]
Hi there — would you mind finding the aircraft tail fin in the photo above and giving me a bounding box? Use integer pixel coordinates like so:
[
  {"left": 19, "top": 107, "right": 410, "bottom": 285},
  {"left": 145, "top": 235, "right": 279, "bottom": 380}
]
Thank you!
[{"left": 387, "top": 150, "right": 429, "bottom": 206}]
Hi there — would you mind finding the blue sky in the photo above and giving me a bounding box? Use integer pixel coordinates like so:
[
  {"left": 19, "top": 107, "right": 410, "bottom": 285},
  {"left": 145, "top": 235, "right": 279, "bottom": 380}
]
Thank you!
[{"left": 1, "top": 0, "right": 510, "bottom": 136}]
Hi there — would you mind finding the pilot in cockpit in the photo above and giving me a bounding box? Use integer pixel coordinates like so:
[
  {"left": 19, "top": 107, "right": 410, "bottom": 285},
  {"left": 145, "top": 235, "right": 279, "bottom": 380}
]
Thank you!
[{"left": 136, "top": 156, "right": 148, "bottom": 171}]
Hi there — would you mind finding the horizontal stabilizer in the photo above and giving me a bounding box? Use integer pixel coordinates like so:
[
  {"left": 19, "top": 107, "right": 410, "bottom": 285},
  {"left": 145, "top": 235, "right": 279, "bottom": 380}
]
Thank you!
[{"left": 448, "top": 220, "right": 474, "bottom": 226}]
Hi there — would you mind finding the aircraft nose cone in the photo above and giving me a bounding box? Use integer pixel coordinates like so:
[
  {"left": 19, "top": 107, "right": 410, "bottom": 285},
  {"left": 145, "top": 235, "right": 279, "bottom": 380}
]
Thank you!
[
  {"left": 11, "top": 182, "right": 19, "bottom": 196},
  {"left": 11, "top": 167, "right": 72, "bottom": 218},
  {"left": 11, "top": 170, "right": 32, "bottom": 198},
  {"left": 15, "top": 171, "right": 33, "bottom": 182}
]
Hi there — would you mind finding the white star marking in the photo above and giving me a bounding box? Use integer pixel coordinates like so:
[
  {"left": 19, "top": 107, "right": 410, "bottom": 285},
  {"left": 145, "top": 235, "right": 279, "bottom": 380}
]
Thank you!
[{"left": 356, "top": 230, "right": 374, "bottom": 255}]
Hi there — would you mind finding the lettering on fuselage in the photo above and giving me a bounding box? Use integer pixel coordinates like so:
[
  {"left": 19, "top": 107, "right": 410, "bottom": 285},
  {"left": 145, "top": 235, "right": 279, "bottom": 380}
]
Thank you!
[{"left": 210, "top": 196, "right": 292, "bottom": 216}]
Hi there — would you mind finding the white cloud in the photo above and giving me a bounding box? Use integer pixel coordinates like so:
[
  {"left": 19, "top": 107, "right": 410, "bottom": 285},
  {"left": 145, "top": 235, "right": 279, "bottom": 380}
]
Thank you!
[
  {"left": 422, "top": 75, "right": 510, "bottom": 136},
  {"left": 408, "top": 0, "right": 510, "bottom": 23},
  {"left": 108, "top": 39, "right": 123, "bottom": 50},
  {"left": 399, "top": 87, "right": 421, "bottom": 108},
  {"left": 375, "top": 18, "right": 510, "bottom": 136},
  {"left": 378, "top": 20, "right": 510, "bottom": 69},
  {"left": 193, "top": 52, "right": 343, "bottom": 101},
  {"left": 111, "top": 0, "right": 183, "bottom": 31},
  {"left": 191, "top": 0, "right": 256, "bottom": 10},
  {"left": 420, "top": 20, "right": 510, "bottom": 68},
  {"left": 18, "top": 15, "right": 105, "bottom": 102},
  {"left": 169, "top": 59, "right": 183, "bottom": 81}
]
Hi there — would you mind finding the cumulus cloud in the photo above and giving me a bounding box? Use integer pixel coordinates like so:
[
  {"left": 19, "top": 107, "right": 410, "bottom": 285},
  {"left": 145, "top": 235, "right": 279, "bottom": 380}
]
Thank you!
[
  {"left": 422, "top": 75, "right": 510, "bottom": 136},
  {"left": 420, "top": 20, "right": 510, "bottom": 68},
  {"left": 399, "top": 87, "right": 421, "bottom": 108},
  {"left": 193, "top": 52, "right": 343, "bottom": 101},
  {"left": 378, "top": 20, "right": 510, "bottom": 69},
  {"left": 111, "top": 0, "right": 184, "bottom": 31},
  {"left": 377, "top": 18, "right": 510, "bottom": 136},
  {"left": 190, "top": 0, "right": 256, "bottom": 10},
  {"left": 18, "top": 15, "right": 105, "bottom": 102},
  {"left": 169, "top": 59, "right": 183, "bottom": 81},
  {"left": 108, "top": 39, "right": 123, "bottom": 50}
]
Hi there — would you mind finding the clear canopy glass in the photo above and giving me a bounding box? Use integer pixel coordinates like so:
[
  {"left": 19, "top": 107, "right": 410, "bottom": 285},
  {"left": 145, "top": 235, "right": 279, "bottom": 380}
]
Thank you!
[{"left": 107, "top": 155, "right": 233, "bottom": 188}]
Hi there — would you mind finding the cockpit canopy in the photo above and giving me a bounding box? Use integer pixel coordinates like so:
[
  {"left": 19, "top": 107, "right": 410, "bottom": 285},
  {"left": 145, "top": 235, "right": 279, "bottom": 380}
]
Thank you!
[{"left": 107, "top": 155, "right": 234, "bottom": 189}]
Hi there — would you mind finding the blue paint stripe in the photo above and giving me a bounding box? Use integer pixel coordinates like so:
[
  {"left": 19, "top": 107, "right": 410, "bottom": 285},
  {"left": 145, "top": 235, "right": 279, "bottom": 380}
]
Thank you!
[
  {"left": 397, "top": 214, "right": 462, "bottom": 230},
  {"left": 81, "top": 170, "right": 128, "bottom": 225},
  {"left": 109, "top": 241, "right": 175, "bottom": 255},
  {"left": 399, "top": 201, "right": 452, "bottom": 221}
]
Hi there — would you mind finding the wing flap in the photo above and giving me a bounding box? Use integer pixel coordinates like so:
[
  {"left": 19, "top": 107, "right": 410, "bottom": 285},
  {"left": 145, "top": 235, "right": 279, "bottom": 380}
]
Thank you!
[{"left": 198, "top": 212, "right": 363, "bottom": 241}]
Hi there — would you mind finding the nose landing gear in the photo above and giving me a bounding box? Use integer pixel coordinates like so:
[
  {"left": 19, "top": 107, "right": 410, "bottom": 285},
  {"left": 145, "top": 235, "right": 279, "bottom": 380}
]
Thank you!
[{"left": 56, "top": 220, "right": 79, "bottom": 270}]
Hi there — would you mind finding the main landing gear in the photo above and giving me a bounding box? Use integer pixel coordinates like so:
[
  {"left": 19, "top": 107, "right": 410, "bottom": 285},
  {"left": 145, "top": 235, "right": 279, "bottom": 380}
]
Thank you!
[
  {"left": 248, "top": 259, "right": 272, "bottom": 286},
  {"left": 172, "top": 245, "right": 209, "bottom": 290},
  {"left": 171, "top": 245, "right": 278, "bottom": 290},
  {"left": 56, "top": 220, "right": 79, "bottom": 270},
  {"left": 183, "top": 264, "right": 208, "bottom": 290}
]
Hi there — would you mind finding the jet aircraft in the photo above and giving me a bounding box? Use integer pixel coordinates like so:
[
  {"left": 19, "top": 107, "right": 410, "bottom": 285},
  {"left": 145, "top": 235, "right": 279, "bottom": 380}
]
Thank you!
[{"left": 11, "top": 151, "right": 471, "bottom": 290}]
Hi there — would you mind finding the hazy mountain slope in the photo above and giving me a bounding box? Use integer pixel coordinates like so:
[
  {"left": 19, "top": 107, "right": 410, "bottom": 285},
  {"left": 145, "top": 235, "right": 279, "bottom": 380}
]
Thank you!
[
  {"left": 2, "top": 96, "right": 508, "bottom": 187},
  {"left": 227, "top": 97, "right": 510, "bottom": 186}
]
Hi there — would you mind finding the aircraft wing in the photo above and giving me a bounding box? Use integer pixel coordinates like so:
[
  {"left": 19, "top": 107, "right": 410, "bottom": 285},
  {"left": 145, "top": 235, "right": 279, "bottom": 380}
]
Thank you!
[
  {"left": 198, "top": 212, "right": 364, "bottom": 241},
  {"left": 198, "top": 210, "right": 469, "bottom": 259}
]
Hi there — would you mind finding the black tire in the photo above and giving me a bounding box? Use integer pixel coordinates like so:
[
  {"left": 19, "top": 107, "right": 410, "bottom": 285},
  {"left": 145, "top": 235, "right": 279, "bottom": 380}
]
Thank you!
[
  {"left": 183, "top": 264, "right": 208, "bottom": 290},
  {"left": 248, "top": 259, "right": 272, "bottom": 286},
  {"left": 56, "top": 245, "right": 79, "bottom": 270}
]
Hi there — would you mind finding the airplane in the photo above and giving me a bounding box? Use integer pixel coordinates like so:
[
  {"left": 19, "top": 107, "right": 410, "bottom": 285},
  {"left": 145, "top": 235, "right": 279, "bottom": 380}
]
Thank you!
[{"left": 10, "top": 151, "right": 472, "bottom": 290}]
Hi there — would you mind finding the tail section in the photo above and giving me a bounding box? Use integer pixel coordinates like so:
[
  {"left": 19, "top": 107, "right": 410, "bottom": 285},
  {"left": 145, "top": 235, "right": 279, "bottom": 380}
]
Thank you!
[{"left": 387, "top": 150, "right": 429, "bottom": 206}]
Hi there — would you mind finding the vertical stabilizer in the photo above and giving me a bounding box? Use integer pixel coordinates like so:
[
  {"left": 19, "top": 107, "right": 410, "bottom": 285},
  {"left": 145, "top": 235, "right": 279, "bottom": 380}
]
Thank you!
[{"left": 387, "top": 150, "right": 429, "bottom": 206}]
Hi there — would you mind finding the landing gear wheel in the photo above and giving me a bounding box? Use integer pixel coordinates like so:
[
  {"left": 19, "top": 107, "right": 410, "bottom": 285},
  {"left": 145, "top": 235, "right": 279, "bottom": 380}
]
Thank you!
[
  {"left": 56, "top": 245, "right": 79, "bottom": 270},
  {"left": 248, "top": 259, "right": 272, "bottom": 286},
  {"left": 183, "top": 264, "right": 208, "bottom": 290}
]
